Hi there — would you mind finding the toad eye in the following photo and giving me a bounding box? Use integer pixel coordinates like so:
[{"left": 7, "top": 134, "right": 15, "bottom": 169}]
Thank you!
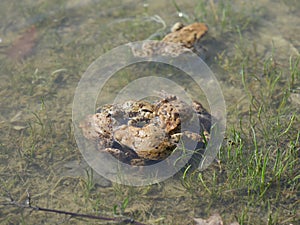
[{"left": 140, "top": 108, "right": 152, "bottom": 113}]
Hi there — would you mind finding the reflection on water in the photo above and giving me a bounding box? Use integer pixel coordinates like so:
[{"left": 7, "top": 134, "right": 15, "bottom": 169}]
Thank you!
[{"left": 0, "top": 0, "right": 299, "bottom": 224}]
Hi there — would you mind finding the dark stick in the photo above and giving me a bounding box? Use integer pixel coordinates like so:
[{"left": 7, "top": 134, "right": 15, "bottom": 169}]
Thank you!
[{"left": 1, "top": 191, "right": 147, "bottom": 225}]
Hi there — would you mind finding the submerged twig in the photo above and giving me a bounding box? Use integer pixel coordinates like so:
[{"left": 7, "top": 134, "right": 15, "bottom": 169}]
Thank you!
[
  {"left": 1, "top": 189, "right": 147, "bottom": 225},
  {"left": 143, "top": 15, "right": 167, "bottom": 40}
]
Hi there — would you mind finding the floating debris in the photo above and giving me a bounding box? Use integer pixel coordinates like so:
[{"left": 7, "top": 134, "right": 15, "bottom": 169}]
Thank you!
[
  {"left": 9, "top": 111, "right": 27, "bottom": 130},
  {"left": 194, "top": 214, "right": 239, "bottom": 225}
]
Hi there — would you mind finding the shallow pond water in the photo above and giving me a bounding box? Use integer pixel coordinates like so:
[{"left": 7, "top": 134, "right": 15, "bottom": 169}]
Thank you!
[{"left": 0, "top": 0, "right": 299, "bottom": 224}]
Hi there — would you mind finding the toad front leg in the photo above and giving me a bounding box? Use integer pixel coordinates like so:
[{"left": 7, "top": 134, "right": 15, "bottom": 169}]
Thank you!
[
  {"left": 100, "top": 147, "right": 140, "bottom": 165},
  {"left": 170, "top": 130, "right": 210, "bottom": 147}
]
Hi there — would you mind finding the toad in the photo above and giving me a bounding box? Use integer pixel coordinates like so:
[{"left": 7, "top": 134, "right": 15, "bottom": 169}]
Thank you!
[{"left": 80, "top": 94, "right": 211, "bottom": 166}]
